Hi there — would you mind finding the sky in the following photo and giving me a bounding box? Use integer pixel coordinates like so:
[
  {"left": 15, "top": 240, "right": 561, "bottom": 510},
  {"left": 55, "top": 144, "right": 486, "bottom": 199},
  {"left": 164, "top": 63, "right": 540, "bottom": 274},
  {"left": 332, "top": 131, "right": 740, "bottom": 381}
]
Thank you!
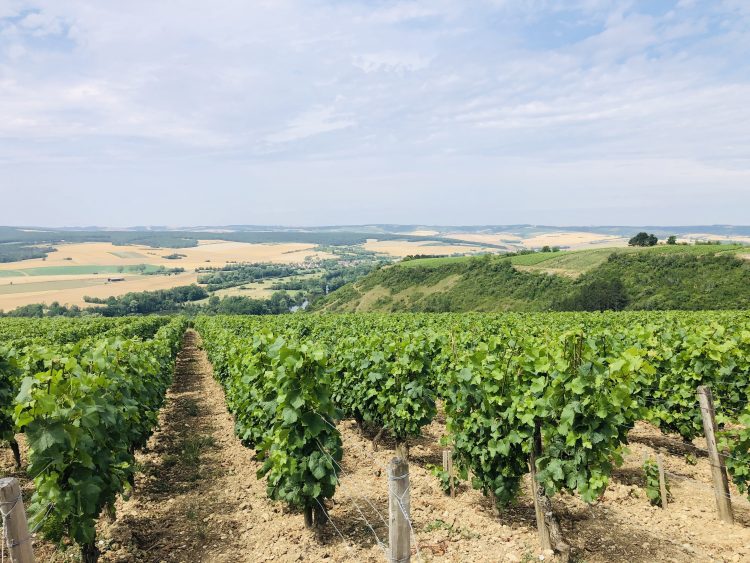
[{"left": 0, "top": 0, "right": 749, "bottom": 227}]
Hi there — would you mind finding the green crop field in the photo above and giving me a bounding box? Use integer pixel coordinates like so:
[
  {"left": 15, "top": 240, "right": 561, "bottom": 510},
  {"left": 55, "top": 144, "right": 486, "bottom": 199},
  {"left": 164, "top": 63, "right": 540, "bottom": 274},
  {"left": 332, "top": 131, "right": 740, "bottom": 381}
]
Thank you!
[
  {"left": 0, "top": 264, "right": 163, "bottom": 276},
  {"left": 510, "top": 244, "right": 747, "bottom": 275},
  {"left": 507, "top": 252, "right": 565, "bottom": 266},
  {"left": 510, "top": 248, "right": 615, "bottom": 273},
  {"left": 397, "top": 255, "right": 475, "bottom": 268}
]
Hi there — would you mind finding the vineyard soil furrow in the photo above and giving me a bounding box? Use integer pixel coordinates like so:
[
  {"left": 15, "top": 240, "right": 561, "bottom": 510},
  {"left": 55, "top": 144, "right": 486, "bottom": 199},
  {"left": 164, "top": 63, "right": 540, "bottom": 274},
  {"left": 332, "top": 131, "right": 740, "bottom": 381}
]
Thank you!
[{"left": 93, "top": 330, "right": 379, "bottom": 562}]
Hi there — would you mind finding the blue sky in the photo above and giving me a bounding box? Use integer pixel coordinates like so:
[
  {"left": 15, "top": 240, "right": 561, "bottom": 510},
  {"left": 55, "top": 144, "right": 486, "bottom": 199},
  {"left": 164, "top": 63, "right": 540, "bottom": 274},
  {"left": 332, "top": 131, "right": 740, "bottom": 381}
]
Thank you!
[{"left": 0, "top": 0, "right": 749, "bottom": 227}]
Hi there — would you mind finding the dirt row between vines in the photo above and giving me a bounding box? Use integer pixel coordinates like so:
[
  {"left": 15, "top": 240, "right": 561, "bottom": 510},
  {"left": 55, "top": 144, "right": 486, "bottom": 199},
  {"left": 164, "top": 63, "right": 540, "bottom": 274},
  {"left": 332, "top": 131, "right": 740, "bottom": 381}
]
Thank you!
[{"left": 4, "top": 330, "right": 750, "bottom": 562}]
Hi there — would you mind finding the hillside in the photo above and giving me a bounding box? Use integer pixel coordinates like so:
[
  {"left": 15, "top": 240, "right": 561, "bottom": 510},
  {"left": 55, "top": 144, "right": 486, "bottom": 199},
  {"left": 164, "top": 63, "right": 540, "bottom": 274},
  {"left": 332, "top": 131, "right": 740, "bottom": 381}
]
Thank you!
[{"left": 316, "top": 245, "right": 750, "bottom": 312}]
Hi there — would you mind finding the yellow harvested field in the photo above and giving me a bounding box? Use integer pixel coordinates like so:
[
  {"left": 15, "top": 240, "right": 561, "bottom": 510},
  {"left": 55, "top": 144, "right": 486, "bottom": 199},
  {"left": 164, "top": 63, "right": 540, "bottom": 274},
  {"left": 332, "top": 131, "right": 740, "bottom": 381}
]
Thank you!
[
  {"left": 678, "top": 233, "right": 750, "bottom": 244},
  {"left": 178, "top": 240, "right": 333, "bottom": 267},
  {"left": 521, "top": 232, "right": 629, "bottom": 249},
  {"left": 395, "top": 229, "right": 440, "bottom": 237},
  {"left": 0, "top": 241, "right": 334, "bottom": 273},
  {"left": 0, "top": 272, "right": 200, "bottom": 310},
  {"left": 363, "top": 239, "right": 496, "bottom": 258},
  {"left": 0, "top": 240, "right": 336, "bottom": 310},
  {"left": 444, "top": 232, "right": 520, "bottom": 247}
]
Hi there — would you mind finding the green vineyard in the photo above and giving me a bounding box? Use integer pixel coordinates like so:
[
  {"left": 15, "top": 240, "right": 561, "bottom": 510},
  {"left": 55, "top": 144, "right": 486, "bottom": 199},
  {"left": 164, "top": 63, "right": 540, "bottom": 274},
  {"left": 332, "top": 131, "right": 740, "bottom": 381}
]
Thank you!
[{"left": 2, "top": 311, "right": 750, "bottom": 561}]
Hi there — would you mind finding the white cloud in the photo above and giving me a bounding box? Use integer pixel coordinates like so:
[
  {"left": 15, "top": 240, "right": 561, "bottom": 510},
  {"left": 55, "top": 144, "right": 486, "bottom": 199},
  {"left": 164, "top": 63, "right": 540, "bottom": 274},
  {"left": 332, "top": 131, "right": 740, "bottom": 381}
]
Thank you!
[
  {"left": 265, "top": 107, "right": 356, "bottom": 144},
  {"left": 18, "top": 10, "right": 65, "bottom": 36},
  {"left": 365, "top": 3, "right": 441, "bottom": 24},
  {"left": 352, "top": 51, "right": 431, "bottom": 73}
]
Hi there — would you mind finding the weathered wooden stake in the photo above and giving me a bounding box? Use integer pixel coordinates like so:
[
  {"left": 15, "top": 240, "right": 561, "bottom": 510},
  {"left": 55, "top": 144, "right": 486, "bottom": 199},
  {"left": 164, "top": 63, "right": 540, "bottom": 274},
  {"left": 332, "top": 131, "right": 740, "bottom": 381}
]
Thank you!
[
  {"left": 528, "top": 441, "right": 552, "bottom": 551},
  {"left": 530, "top": 423, "right": 571, "bottom": 562},
  {"left": 442, "top": 449, "right": 455, "bottom": 498},
  {"left": 389, "top": 457, "right": 411, "bottom": 563},
  {"left": 697, "top": 385, "right": 734, "bottom": 524},
  {"left": 656, "top": 454, "right": 668, "bottom": 509},
  {"left": 0, "top": 477, "right": 35, "bottom": 563}
]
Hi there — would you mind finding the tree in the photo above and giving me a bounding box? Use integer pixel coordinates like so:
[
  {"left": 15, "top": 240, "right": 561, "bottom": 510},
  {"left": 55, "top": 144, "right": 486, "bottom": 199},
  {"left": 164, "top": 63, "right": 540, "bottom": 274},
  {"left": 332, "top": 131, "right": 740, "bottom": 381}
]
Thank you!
[
  {"left": 541, "top": 245, "right": 552, "bottom": 253},
  {"left": 557, "top": 276, "right": 629, "bottom": 312},
  {"left": 628, "top": 232, "right": 658, "bottom": 247},
  {"left": 667, "top": 236, "right": 677, "bottom": 245}
]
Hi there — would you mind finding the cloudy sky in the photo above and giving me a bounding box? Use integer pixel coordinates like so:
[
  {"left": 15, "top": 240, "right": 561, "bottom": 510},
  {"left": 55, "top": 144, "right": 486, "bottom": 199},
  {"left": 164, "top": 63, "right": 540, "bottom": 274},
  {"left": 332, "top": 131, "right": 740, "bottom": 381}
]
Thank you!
[{"left": 1, "top": 0, "right": 749, "bottom": 227}]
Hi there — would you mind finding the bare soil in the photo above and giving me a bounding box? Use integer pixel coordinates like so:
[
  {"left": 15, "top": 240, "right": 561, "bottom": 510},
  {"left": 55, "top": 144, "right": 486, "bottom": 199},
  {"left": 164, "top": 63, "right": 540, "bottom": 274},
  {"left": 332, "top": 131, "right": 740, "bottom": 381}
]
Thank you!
[{"left": 4, "top": 330, "right": 750, "bottom": 562}]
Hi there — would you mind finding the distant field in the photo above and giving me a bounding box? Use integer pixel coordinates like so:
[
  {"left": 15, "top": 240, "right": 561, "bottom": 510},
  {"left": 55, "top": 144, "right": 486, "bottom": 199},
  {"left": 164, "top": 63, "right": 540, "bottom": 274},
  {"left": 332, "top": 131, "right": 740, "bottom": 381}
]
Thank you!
[
  {"left": 362, "top": 239, "right": 498, "bottom": 258},
  {"left": 515, "top": 244, "right": 748, "bottom": 276},
  {"left": 395, "top": 244, "right": 748, "bottom": 278},
  {"left": 0, "top": 278, "right": 106, "bottom": 295},
  {"left": 438, "top": 230, "right": 630, "bottom": 250},
  {"left": 0, "top": 241, "right": 334, "bottom": 272},
  {"left": 511, "top": 249, "right": 615, "bottom": 275},
  {"left": 397, "top": 256, "right": 475, "bottom": 268},
  {"left": 520, "top": 231, "right": 629, "bottom": 249},
  {"left": 109, "top": 250, "right": 150, "bottom": 259},
  {"left": 394, "top": 249, "right": 608, "bottom": 275},
  {"left": 0, "top": 232, "right": 746, "bottom": 312},
  {"left": 507, "top": 252, "right": 566, "bottom": 266},
  {"left": 0, "top": 272, "right": 201, "bottom": 311},
  {"left": 0, "top": 240, "right": 336, "bottom": 310},
  {"left": 639, "top": 243, "right": 745, "bottom": 256},
  {"left": 0, "top": 264, "right": 164, "bottom": 276}
]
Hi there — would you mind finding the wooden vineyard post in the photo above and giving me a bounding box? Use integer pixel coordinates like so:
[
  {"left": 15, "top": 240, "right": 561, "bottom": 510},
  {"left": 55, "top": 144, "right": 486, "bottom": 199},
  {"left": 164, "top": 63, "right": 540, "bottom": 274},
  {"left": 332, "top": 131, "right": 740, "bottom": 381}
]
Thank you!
[
  {"left": 0, "top": 477, "right": 36, "bottom": 563},
  {"left": 443, "top": 449, "right": 455, "bottom": 498},
  {"left": 529, "top": 423, "right": 570, "bottom": 562},
  {"left": 528, "top": 436, "right": 552, "bottom": 551},
  {"left": 697, "top": 385, "right": 734, "bottom": 524},
  {"left": 389, "top": 457, "right": 411, "bottom": 563},
  {"left": 656, "top": 454, "right": 668, "bottom": 509}
]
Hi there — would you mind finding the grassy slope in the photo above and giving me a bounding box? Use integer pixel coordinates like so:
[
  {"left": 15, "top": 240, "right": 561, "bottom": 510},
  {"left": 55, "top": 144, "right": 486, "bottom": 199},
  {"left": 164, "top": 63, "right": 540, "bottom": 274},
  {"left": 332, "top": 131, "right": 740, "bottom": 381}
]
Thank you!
[
  {"left": 512, "top": 244, "right": 745, "bottom": 275},
  {"left": 316, "top": 245, "right": 750, "bottom": 313}
]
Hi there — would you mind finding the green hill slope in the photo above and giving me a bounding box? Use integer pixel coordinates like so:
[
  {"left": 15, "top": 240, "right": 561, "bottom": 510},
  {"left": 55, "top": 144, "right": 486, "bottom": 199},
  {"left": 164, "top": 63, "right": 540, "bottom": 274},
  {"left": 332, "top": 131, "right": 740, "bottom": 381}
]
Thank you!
[{"left": 316, "top": 245, "right": 750, "bottom": 313}]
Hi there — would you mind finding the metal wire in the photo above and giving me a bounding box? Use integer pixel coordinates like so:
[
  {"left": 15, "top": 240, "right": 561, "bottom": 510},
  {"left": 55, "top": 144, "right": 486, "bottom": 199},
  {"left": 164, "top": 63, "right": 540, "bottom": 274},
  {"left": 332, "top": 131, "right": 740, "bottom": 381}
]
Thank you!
[
  {"left": 314, "top": 438, "right": 389, "bottom": 557},
  {"left": 314, "top": 412, "right": 427, "bottom": 561},
  {"left": 314, "top": 497, "right": 350, "bottom": 547}
]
